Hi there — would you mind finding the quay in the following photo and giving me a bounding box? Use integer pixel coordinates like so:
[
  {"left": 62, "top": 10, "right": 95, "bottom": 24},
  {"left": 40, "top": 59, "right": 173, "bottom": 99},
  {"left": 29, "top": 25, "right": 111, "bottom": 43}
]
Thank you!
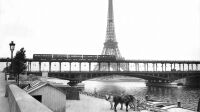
[
  {"left": 0, "top": 72, "right": 198, "bottom": 112},
  {"left": 0, "top": 73, "right": 10, "bottom": 112}
]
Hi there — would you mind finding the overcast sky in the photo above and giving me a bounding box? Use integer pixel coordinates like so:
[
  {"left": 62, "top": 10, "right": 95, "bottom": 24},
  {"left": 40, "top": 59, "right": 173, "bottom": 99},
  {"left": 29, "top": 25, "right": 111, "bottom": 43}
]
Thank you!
[{"left": 0, "top": 0, "right": 200, "bottom": 60}]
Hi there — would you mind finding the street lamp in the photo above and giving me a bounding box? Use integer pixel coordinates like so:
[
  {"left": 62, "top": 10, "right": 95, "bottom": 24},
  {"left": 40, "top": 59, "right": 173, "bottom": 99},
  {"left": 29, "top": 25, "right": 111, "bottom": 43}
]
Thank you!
[
  {"left": 9, "top": 41, "right": 15, "bottom": 79},
  {"left": 9, "top": 41, "right": 15, "bottom": 59}
]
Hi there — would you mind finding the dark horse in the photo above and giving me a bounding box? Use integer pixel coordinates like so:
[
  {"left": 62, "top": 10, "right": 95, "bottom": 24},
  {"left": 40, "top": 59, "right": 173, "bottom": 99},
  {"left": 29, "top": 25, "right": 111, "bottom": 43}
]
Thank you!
[{"left": 105, "top": 94, "right": 137, "bottom": 112}]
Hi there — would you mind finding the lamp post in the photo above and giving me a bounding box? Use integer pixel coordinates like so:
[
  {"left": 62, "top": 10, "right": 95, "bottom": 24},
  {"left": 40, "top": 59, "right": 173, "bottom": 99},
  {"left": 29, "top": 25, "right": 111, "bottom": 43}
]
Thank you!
[
  {"left": 9, "top": 41, "right": 15, "bottom": 79},
  {"left": 5, "top": 58, "right": 9, "bottom": 80}
]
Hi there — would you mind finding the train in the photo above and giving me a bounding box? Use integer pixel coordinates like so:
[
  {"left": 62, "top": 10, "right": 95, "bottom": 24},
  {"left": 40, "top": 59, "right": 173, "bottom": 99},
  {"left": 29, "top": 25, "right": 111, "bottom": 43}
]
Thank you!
[{"left": 33, "top": 54, "right": 116, "bottom": 61}]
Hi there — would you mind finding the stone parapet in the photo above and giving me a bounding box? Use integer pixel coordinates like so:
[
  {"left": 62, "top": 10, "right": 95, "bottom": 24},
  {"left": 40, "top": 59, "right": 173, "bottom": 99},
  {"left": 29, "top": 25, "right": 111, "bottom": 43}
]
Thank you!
[{"left": 6, "top": 84, "right": 53, "bottom": 112}]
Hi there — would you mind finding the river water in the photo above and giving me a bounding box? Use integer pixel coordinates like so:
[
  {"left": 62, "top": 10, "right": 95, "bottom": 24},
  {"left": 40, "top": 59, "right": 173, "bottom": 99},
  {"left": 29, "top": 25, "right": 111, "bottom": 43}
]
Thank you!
[{"left": 82, "top": 80, "right": 200, "bottom": 111}]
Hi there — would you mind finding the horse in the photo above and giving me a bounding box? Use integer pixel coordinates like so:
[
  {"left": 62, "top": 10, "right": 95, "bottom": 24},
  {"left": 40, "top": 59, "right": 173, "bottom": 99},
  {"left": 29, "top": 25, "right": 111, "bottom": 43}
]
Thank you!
[{"left": 105, "top": 94, "right": 137, "bottom": 112}]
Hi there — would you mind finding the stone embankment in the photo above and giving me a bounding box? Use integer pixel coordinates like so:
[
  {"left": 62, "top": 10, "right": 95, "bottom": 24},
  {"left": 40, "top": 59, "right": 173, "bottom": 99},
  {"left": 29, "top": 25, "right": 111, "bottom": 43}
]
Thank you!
[{"left": 5, "top": 84, "right": 53, "bottom": 112}]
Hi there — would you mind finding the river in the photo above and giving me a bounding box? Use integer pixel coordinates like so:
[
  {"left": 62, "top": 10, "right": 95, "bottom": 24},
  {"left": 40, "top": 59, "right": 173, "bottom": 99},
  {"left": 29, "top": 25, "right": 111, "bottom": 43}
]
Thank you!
[{"left": 82, "top": 80, "right": 200, "bottom": 111}]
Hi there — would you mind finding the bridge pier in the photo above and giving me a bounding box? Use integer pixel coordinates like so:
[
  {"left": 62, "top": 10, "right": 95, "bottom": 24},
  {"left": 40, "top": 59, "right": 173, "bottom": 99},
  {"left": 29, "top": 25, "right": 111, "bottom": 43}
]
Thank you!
[{"left": 67, "top": 80, "right": 80, "bottom": 100}]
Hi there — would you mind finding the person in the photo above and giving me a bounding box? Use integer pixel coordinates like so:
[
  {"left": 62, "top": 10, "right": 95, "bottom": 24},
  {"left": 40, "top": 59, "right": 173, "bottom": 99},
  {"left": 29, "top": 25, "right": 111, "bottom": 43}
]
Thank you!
[
  {"left": 197, "top": 98, "right": 200, "bottom": 112},
  {"left": 145, "top": 95, "right": 149, "bottom": 101}
]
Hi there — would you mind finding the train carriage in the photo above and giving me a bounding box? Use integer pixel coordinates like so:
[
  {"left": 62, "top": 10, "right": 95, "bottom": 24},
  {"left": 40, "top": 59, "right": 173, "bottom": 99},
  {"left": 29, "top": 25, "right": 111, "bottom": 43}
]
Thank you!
[
  {"left": 53, "top": 54, "right": 68, "bottom": 60},
  {"left": 82, "top": 55, "right": 98, "bottom": 61},
  {"left": 33, "top": 54, "right": 116, "bottom": 61},
  {"left": 33, "top": 54, "right": 52, "bottom": 60},
  {"left": 68, "top": 55, "right": 83, "bottom": 60},
  {"left": 97, "top": 55, "right": 116, "bottom": 61}
]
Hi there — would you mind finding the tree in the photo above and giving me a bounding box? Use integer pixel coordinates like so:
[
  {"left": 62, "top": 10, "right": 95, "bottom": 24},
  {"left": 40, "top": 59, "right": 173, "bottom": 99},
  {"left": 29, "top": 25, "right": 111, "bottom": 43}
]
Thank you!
[
  {"left": 12, "top": 48, "right": 27, "bottom": 85},
  {"left": 2, "top": 66, "right": 11, "bottom": 73}
]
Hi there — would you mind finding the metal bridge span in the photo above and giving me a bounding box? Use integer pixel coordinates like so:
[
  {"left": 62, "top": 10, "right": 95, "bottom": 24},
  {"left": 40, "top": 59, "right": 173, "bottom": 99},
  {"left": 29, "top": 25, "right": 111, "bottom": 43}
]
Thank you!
[{"left": 1, "top": 58, "right": 200, "bottom": 85}]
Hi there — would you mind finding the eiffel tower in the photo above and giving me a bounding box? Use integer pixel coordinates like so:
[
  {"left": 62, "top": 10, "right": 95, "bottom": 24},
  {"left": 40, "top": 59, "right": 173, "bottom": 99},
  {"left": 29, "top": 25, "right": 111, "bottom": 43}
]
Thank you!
[
  {"left": 100, "top": 0, "right": 127, "bottom": 71},
  {"left": 101, "top": 0, "right": 122, "bottom": 59}
]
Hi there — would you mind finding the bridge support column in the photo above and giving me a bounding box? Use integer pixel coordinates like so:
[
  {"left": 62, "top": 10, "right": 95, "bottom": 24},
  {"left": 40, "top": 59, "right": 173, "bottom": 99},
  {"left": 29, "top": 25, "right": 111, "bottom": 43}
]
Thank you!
[
  {"left": 127, "top": 63, "right": 129, "bottom": 71},
  {"left": 67, "top": 80, "right": 80, "bottom": 100},
  {"left": 70, "top": 62, "right": 71, "bottom": 71},
  {"left": 49, "top": 62, "right": 51, "bottom": 72},
  {"left": 39, "top": 62, "right": 41, "bottom": 72},
  {"left": 59, "top": 62, "right": 61, "bottom": 72},
  {"left": 183, "top": 64, "right": 184, "bottom": 71},
  {"left": 98, "top": 63, "right": 100, "bottom": 71},
  {"left": 188, "top": 64, "right": 189, "bottom": 71},
  {"left": 165, "top": 63, "right": 166, "bottom": 71},
  {"left": 196, "top": 64, "right": 198, "bottom": 71},
  {"left": 174, "top": 63, "right": 175, "bottom": 70},
  {"left": 153, "top": 63, "right": 155, "bottom": 71},
  {"left": 192, "top": 64, "right": 194, "bottom": 71},
  {"left": 179, "top": 64, "right": 181, "bottom": 71},
  {"left": 147, "top": 63, "right": 148, "bottom": 71},
  {"left": 161, "top": 63, "right": 163, "bottom": 71},
  {"left": 27, "top": 62, "right": 29, "bottom": 71},
  {"left": 29, "top": 62, "right": 32, "bottom": 71},
  {"left": 79, "top": 62, "right": 81, "bottom": 72},
  {"left": 117, "top": 63, "right": 120, "bottom": 71},
  {"left": 135, "top": 63, "right": 137, "bottom": 71},
  {"left": 89, "top": 62, "right": 91, "bottom": 71},
  {"left": 108, "top": 62, "right": 110, "bottom": 71},
  {"left": 155, "top": 63, "right": 157, "bottom": 71},
  {"left": 170, "top": 63, "right": 172, "bottom": 70}
]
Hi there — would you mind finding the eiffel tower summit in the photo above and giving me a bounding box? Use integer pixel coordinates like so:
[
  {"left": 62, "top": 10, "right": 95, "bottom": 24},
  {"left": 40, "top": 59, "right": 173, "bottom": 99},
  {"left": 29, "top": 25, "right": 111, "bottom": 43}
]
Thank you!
[{"left": 101, "top": 0, "right": 123, "bottom": 60}]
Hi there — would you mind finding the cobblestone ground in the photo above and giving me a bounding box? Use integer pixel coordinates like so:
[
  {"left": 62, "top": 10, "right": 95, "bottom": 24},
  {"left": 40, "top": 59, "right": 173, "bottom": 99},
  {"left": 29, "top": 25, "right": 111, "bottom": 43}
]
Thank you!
[{"left": 0, "top": 72, "right": 10, "bottom": 112}]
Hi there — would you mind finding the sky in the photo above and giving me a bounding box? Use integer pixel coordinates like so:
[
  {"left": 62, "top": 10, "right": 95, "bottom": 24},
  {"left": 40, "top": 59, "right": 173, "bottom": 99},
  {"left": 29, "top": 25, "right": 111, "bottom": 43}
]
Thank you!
[{"left": 0, "top": 0, "right": 200, "bottom": 60}]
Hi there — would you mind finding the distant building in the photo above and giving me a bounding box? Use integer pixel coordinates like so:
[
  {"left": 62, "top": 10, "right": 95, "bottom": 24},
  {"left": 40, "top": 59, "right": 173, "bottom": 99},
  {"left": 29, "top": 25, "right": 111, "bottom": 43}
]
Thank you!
[{"left": 24, "top": 80, "right": 66, "bottom": 112}]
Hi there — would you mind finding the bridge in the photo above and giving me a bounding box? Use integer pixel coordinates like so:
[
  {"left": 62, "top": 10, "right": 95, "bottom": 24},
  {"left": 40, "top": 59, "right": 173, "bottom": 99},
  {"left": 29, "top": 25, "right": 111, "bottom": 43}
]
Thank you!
[{"left": 1, "top": 57, "right": 200, "bottom": 86}]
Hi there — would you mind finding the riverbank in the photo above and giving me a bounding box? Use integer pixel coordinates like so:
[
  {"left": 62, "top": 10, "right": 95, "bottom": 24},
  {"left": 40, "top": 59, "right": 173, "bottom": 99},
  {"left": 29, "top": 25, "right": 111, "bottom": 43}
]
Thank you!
[
  {"left": 66, "top": 94, "right": 148, "bottom": 112},
  {"left": 89, "top": 76, "right": 145, "bottom": 82}
]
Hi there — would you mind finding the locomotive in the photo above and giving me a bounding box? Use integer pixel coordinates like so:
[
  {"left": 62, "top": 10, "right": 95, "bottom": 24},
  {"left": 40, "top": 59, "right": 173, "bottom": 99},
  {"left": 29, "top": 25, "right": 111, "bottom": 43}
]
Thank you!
[{"left": 33, "top": 54, "right": 116, "bottom": 61}]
